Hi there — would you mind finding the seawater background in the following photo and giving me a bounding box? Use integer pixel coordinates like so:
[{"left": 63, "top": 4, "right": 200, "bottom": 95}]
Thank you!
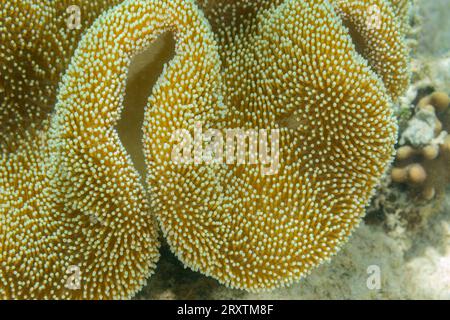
[{"left": 135, "top": 0, "right": 450, "bottom": 300}]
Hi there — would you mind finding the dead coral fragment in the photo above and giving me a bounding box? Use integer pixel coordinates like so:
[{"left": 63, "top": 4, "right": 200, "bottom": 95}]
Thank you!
[{"left": 146, "top": 0, "right": 398, "bottom": 291}]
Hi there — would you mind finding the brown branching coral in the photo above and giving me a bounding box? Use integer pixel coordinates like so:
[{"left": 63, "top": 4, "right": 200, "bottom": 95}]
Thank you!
[
  {"left": 391, "top": 91, "right": 450, "bottom": 200},
  {"left": 145, "top": 0, "right": 400, "bottom": 291}
]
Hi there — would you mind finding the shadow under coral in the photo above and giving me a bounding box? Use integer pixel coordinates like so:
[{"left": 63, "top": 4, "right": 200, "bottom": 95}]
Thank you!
[
  {"left": 117, "top": 32, "right": 175, "bottom": 181},
  {"left": 135, "top": 242, "right": 243, "bottom": 300}
]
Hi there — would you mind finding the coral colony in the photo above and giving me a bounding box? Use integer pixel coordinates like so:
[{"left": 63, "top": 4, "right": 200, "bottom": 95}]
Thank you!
[{"left": 1, "top": 0, "right": 409, "bottom": 298}]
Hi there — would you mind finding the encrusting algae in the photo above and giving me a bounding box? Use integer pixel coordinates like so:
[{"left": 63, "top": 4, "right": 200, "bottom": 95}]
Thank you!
[{"left": 0, "top": 0, "right": 411, "bottom": 298}]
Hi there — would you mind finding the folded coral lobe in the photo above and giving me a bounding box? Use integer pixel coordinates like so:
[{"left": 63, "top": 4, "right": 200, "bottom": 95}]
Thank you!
[
  {"left": 47, "top": 0, "right": 221, "bottom": 299},
  {"left": 1, "top": 0, "right": 161, "bottom": 299},
  {"left": 332, "top": 0, "right": 410, "bottom": 101},
  {"left": 146, "top": 0, "right": 398, "bottom": 291},
  {"left": 0, "top": 0, "right": 122, "bottom": 151}
]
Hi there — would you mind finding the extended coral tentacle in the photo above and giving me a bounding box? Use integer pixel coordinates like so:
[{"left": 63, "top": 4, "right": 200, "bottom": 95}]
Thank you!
[{"left": 387, "top": 0, "right": 411, "bottom": 34}]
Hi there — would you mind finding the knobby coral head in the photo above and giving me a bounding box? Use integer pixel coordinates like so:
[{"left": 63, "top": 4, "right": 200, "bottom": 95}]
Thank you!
[{"left": 0, "top": 0, "right": 410, "bottom": 298}]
